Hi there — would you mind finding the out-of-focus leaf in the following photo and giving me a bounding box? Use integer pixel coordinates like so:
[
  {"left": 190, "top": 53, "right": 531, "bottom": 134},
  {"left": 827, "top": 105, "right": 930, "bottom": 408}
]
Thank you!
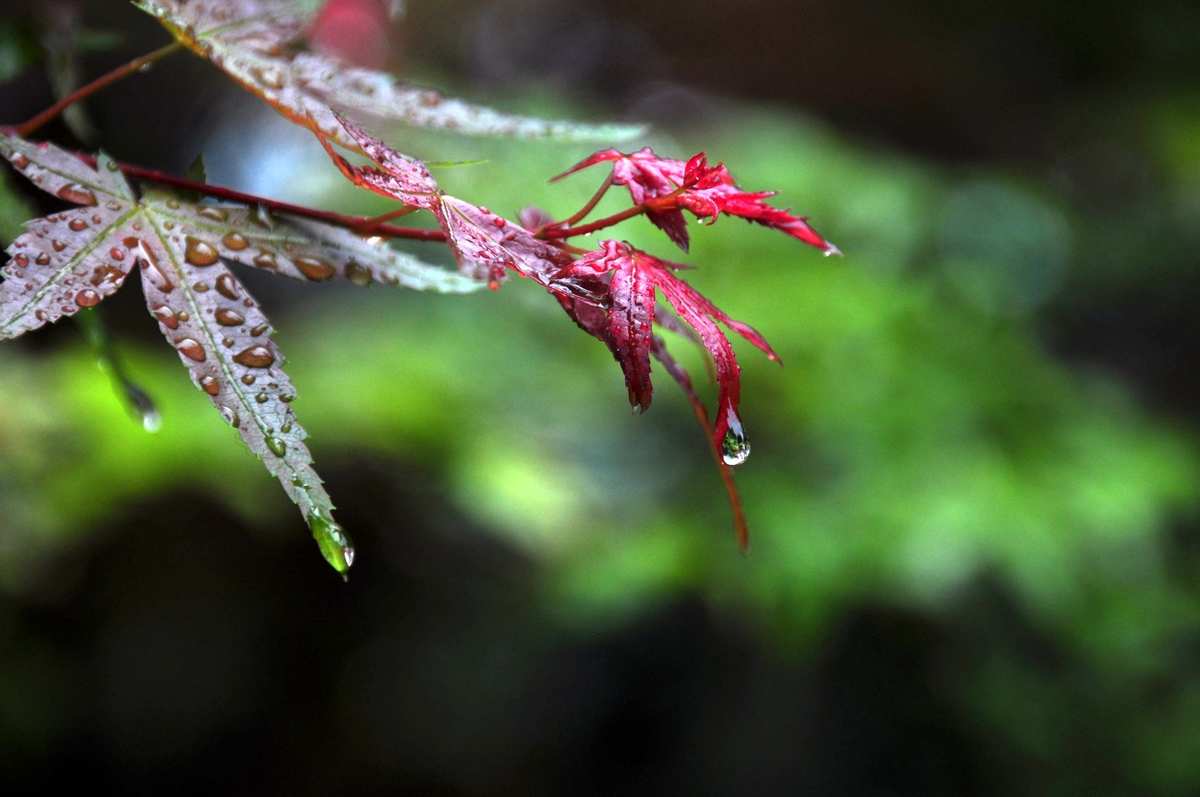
[{"left": 133, "top": 0, "right": 645, "bottom": 147}]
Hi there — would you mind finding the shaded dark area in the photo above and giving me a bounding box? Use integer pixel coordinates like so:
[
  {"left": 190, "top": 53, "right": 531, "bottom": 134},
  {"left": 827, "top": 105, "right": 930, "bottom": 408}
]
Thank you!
[{"left": 9, "top": 458, "right": 1198, "bottom": 796}]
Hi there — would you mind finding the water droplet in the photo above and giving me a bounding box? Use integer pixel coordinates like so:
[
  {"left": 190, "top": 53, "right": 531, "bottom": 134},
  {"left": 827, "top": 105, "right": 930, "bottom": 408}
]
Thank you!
[
  {"left": 215, "top": 308, "right": 244, "bottom": 326},
  {"left": 109, "top": 247, "right": 126, "bottom": 261},
  {"left": 74, "top": 289, "right": 101, "bottom": 307},
  {"left": 345, "top": 261, "right": 372, "bottom": 286},
  {"left": 68, "top": 218, "right": 89, "bottom": 232},
  {"left": 150, "top": 305, "right": 179, "bottom": 329},
  {"left": 166, "top": 199, "right": 180, "bottom": 209},
  {"left": 13, "top": 254, "right": 28, "bottom": 268},
  {"left": 51, "top": 240, "right": 66, "bottom": 252},
  {"left": 197, "top": 207, "right": 228, "bottom": 222},
  {"left": 266, "top": 436, "right": 287, "bottom": 457},
  {"left": 177, "top": 311, "right": 190, "bottom": 322},
  {"left": 241, "top": 374, "right": 256, "bottom": 386},
  {"left": 193, "top": 281, "right": 209, "bottom": 292},
  {"left": 176, "top": 337, "right": 207, "bottom": 362},
  {"left": 222, "top": 232, "right": 249, "bottom": 251},
  {"left": 294, "top": 256, "right": 336, "bottom": 281},
  {"left": 720, "top": 409, "right": 751, "bottom": 466},
  {"left": 219, "top": 404, "right": 240, "bottom": 428},
  {"left": 35, "top": 253, "right": 50, "bottom": 266},
  {"left": 252, "top": 253, "right": 277, "bottom": 270},
  {"left": 307, "top": 512, "right": 354, "bottom": 578},
  {"left": 215, "top": 273, "right": 240, "bottom": 300},
  {"left": 56, "top": 184, "right": 96, "bottom": 206},
  {"left": 10, "top": 153, "right": 29, "bottom": 170},
  {"left": 184, "top": 236, "right": 220, "bottom": 267},
  {"left": 249, "top": 323, "right": 269, "bottom": 337},
  {"left": 200, "top": 375, "right": 220, "bottom": 396},
  {"left": 822, "top": 242, "right": 843, "bottom": 258},
  {"left": 234, "top": 345, "right": 275, "bottom": 368}
]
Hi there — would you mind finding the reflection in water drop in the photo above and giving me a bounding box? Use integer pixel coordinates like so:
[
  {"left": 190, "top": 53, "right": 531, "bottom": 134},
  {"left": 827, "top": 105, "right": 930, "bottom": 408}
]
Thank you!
[
  {"left": 307, "top": 511, "right": 354, "bottom": 578},
  {"left": 721, "top": 408, "right": 751, "bottom": 466}
]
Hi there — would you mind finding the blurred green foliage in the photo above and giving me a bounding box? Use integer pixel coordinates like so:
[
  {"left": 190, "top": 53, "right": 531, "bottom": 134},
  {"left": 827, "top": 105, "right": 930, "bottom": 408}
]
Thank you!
[
  {"left": 2, "top": 107, "right": 1196, "bottom": 651},
  {"left": 0, "top": 22, "right": 1198, "bottom": 791}
]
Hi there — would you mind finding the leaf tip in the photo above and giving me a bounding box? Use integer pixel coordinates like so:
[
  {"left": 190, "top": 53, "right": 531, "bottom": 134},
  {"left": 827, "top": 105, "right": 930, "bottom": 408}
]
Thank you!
[{"left": 307, "top": 511, "right": 355, "bottom": 578}]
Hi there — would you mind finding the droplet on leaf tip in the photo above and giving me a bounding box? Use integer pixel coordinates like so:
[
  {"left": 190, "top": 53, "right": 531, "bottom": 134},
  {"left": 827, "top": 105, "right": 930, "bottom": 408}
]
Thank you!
[
  {"left": 307, "top": 511, "right": 354, "bottom": 577},
  {"left": 720, "top": 409, "right": 751, "bottom": 466}
]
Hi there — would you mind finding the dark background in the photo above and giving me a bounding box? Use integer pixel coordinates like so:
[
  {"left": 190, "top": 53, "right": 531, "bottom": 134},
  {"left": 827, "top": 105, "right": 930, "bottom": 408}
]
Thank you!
[{"left": 2, "top": 1, "right": 1200, "bottom": 794}]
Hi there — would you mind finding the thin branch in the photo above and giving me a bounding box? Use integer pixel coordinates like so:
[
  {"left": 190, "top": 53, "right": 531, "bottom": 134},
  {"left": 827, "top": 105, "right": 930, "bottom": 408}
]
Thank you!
[
  {"left": 17, "top": 41, "right": 184, "bottom": 138},
  {"left": 559, "top": 175, "right": 613, "bottom": 227},
  {"left": 540, "top": 203, "right": 649, "bottom": 240},
  {"left": 75, "top": 153, "right": 448, "bottom": 242}
]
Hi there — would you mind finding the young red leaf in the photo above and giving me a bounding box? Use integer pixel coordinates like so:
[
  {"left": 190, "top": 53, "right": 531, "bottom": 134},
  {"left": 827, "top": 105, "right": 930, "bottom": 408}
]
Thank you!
[
  {"left": 555, "top": 147, "right": 839, "bottom": 255},
  {"left": 557, "top": 240, "right": 774, "bottom": 463}
]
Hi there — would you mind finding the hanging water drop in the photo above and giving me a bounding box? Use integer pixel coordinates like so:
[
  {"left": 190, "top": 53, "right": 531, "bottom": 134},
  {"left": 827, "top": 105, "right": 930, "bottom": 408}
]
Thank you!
[
  {"left": 307, "top": 511, "right": 354, "bottom": 578},
  {"left": 720, "top": 409, "right": 752, "bottom": 466}
]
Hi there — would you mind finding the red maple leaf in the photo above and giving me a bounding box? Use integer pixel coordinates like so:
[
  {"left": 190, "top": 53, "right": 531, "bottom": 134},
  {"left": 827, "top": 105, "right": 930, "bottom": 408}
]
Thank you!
[
  {"left": 555, "top": 240, "right": 778, "bottom": 459},
  {"left": 553, "top": 147, "right": 839, "bottom": 255}
]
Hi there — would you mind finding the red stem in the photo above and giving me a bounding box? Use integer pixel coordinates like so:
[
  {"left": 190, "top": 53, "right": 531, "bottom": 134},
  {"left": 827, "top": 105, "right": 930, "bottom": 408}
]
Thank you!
[
  {"left": 17, "top": 42, "right": 183, "bottom": 138},
  {"left": 540, "top": 203, "right": 649, "bottom": 239},
  {"left": 77, "top": 153, "right": 447, "bottom": 242},
  {"left": 560, "top": 175, "right": 613, "bottom": 227}
]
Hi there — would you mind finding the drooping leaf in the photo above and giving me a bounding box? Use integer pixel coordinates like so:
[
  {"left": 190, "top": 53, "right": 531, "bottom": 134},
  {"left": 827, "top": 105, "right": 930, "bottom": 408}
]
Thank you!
[
  {"left": 0, "top": 132, "right": 477, "bottom": 573},
  {"left": 133, "top": 0, "right": 644, "bottom": 147},
  {"left": 558, "top": 240, "right": 777, "bottom": 461},
  {"left": 554, "top": 147, "right": 839, "bottom": 254},
  {"left": 651, "top": 335, "right": 748, "bottom": 550}
]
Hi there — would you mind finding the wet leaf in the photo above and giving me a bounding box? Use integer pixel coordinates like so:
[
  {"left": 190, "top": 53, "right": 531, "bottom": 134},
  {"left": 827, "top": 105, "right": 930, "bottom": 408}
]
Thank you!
[
  {"left": 0, "top": 132, "right": 476, "bottom": 574},
  {"left": 134, "top": 0, "right": 644, "bottom": 147}
]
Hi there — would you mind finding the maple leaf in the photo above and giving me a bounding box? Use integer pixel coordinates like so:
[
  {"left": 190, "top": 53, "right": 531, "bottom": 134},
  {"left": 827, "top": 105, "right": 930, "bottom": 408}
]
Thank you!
[
  {"left": 0, "top": 132, "right": 479, "bottom": 575},
  {"left": 134, "top": 0, "right": 644, "bottom": 148},
  {"left": 553, "top": 147, "right": 839, "bottom": 255},
  {"left": 556, "top": 240, "right": 777, "bottom": 463},
  {"left": 315, "top": 117, "right": 767, "bottom": 547}
]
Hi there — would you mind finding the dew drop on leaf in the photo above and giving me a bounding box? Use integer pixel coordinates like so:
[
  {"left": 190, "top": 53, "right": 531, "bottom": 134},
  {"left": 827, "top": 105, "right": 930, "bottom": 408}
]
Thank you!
[
  {"left": 74, "top": 289, "right": 101, "bottom": 308},
  {"left": 222, "top": 232, "right": 249, "bottom": 251},
  {"left": 219, "top": 404, "right": 240, "bottom": 428},
  {"left": 215, "top": 308, "right": 245, "bottom": 326},
  {"left": 56, "top": 184, "right": 97, "bottom": 206},
  {"left": 176, "top": 337, "right": 207, "bottom": 362},
  {"left": 215, "top": 273, "right": 240, "bottom": 300},
  {"left": 200, "top": 375, "right": 220, "bottom": 396},
  {"left": 233, "top": 345, "right": 275, "bottom": 368},
  {"left": 294, "top": 256, "right": 336, "bottom": 281},
  {"left": 266, "top": 436, "right": 287, "bottom": 457},
  {"left": 184, "top": 236, "right": 220, "bottom": 267}
]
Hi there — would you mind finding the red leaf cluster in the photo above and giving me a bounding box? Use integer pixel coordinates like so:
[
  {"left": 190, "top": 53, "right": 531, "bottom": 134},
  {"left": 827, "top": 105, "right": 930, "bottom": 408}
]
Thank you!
[
  {"left": 316, "top": 117, "right": 838, "bottom": 549},
  {"left": 554, "top": 147, "right": 839, "bottom": 255}
]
